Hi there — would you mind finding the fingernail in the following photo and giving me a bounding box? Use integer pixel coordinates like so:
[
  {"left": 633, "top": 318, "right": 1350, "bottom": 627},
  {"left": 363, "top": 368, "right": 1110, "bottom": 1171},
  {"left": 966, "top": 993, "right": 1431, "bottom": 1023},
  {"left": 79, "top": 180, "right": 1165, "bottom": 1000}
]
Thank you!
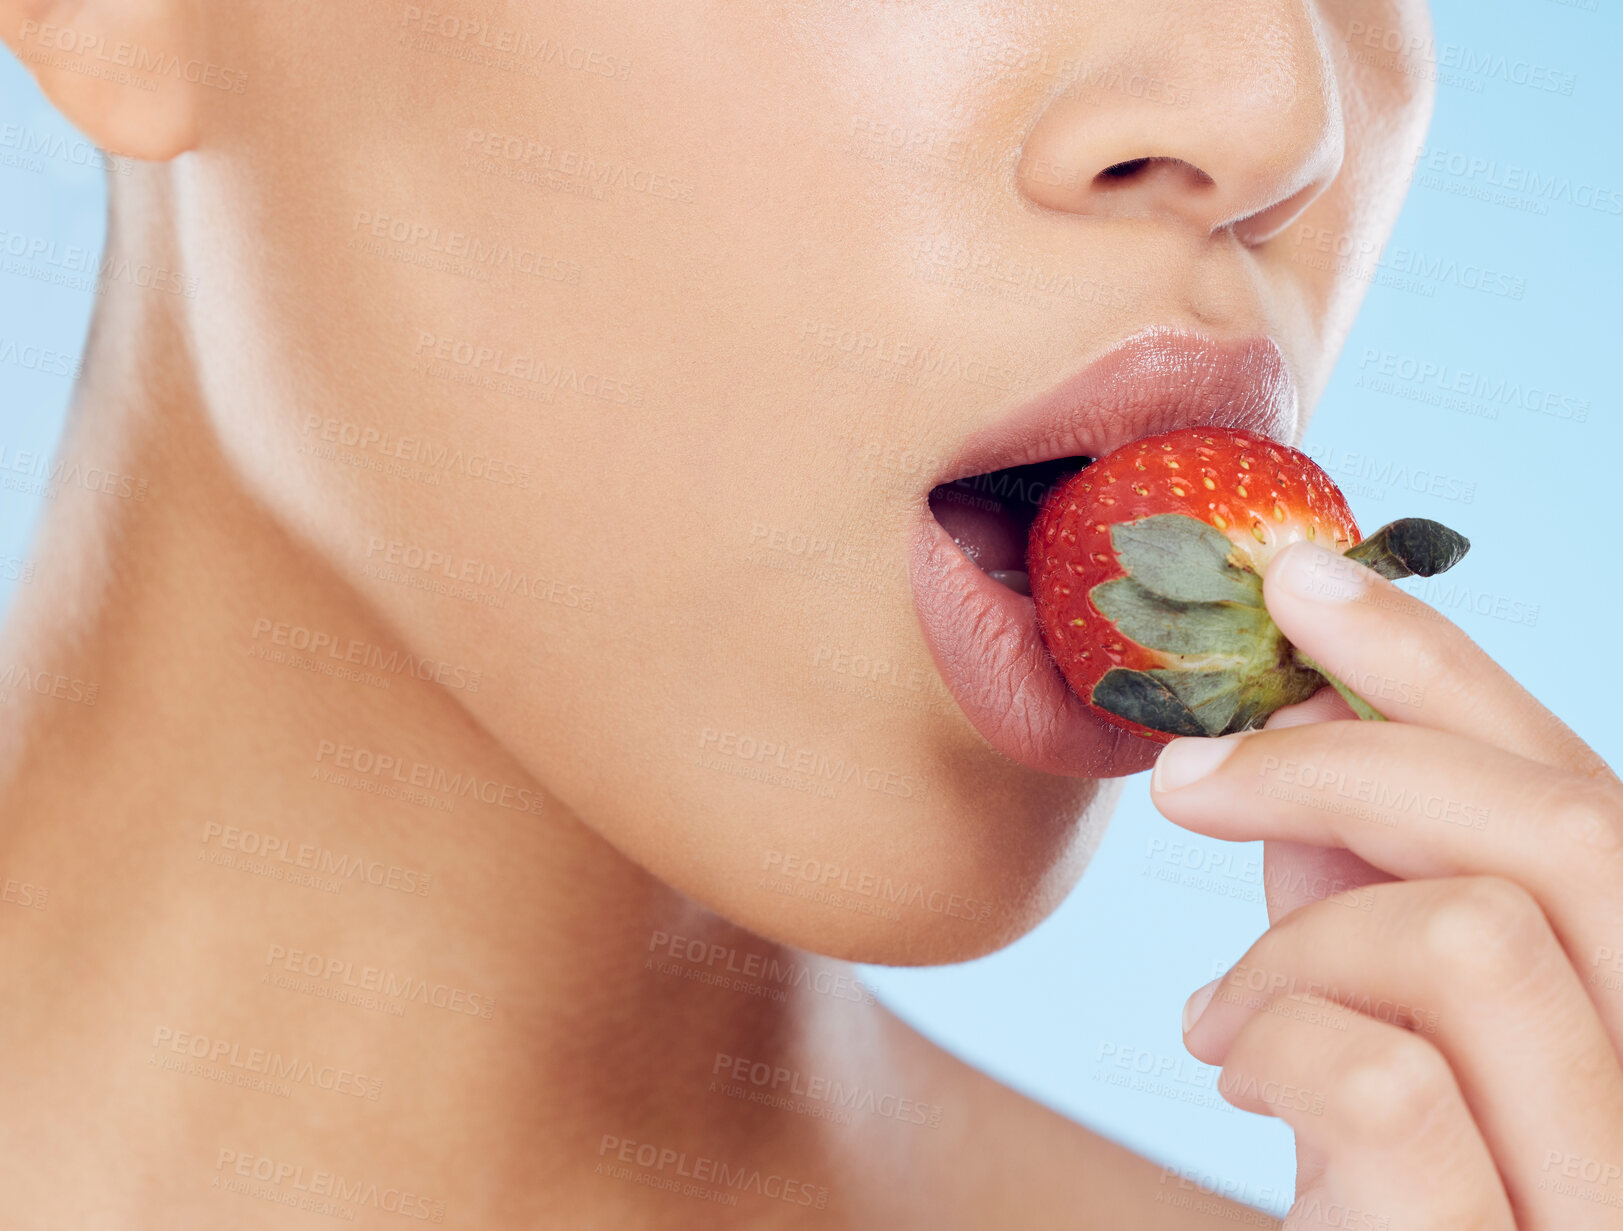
[
  {"left": 1276, "top": 541, "right": 1369, "bottom": 605},
  {"left": 1183, "top": 977, "right": 1222, "bottom": 1034},
  {"left": 1153, "top": 736, "right": 1240, "bottom": 792}
]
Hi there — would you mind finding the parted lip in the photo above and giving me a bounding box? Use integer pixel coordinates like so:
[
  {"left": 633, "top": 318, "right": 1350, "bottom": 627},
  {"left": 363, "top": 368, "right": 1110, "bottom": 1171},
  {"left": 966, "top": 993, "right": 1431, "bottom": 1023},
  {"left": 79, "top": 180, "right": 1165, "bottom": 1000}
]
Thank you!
[
  {"left": 908, "top": 327, "right": 1302, "bottom": 778},
  {"left": 933, "top": 326, "right": 1300, "bottom": 486}
]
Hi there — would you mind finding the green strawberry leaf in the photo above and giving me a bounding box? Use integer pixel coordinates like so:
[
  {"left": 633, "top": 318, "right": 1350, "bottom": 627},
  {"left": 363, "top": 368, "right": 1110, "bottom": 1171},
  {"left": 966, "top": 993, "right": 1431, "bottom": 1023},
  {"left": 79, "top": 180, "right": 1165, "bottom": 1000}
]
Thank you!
[
  {"left": 1344, "top": 518, "right": 1470, "bottom": 580},
  {"left": 1224, "top": 665, "right": 1325, "bottom": 731},
  {"left": 1090, "top": 576, "right": 1273, "bottom": 656},
  {"left": 1090, "top": 647, "right": 1326, "bottom": 738},
  {"left": 1145, "top": 666, "right": 1248, "bottom": 735},
  {"left": 1090, "top": 669, "right": 1208, "bottom": 738},
  {"left": 1139, "top": 662, "right": 1324, "bottom": 737},
  {"left": 1088, "top": 513, "right": 1422, "bottom": 738},
  {"left": 1111, "top": 515, "right": 1263, "bottom": 605}
]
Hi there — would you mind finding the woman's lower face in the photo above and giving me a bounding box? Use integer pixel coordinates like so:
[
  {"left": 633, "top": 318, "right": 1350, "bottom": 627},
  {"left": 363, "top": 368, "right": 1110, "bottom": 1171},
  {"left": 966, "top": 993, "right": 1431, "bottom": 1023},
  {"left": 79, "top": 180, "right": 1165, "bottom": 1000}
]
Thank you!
[{"left": 170, "top": 0, "right": 1432, "bottom": 963}]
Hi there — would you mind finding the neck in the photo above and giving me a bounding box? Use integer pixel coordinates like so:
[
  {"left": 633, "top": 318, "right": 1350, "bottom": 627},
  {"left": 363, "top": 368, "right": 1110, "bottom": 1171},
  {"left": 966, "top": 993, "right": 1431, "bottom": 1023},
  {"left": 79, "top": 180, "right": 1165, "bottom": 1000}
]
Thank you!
[{"left": 0, "top": 173, "right": 899, "bottom": 1228}]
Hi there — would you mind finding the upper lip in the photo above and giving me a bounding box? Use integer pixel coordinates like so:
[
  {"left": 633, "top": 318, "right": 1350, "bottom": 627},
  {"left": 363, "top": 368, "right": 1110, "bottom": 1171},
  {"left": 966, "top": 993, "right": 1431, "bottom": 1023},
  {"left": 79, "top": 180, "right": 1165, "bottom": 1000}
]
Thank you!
[{"left": 932, "top": 326, "right": 1300, "bottom": 486}]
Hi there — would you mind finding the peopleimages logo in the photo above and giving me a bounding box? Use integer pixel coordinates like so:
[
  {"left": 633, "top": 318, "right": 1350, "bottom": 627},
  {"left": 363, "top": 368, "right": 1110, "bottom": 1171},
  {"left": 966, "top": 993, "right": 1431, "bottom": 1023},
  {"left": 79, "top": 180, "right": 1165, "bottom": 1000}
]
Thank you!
[
  {"left": 699, "top": 729, "right": 928, "bottom": 801},
  {"left": 1308, "top": 444, "right": 1476, "bottom": 506},
  {"left": 213, "top": 1150, "right": 445, "bottom": 1221},
  {"left": 263, "top": 943, "right": 496, "bottom": 1018},
  {"left": 251, "top": 617, "right": 483, "bottom": 692},
  {"left": 760, "top": 850, "right": 993, "bottom": 923},
  {"left": 1415, "top": 145, "right": 1623, "bottom": 216},
  {"left": 360, "top": 537, "right": 595, "bottom": 608},
  {"left": 0, "top": 661, "right": 98, "bottom": 706},
  {"left": 0, "top": 227, "right": 199, "bottom": 297},
  {"left": 301, "top": 414, "right": 532, "bottom": 487},
  {"left": 596, "top": 1136, "right": 830, "bottom": 1209},
  {"left": 350, "top": 211, "right": 581, "bottom": 283},
  {"left": 710, "top": 1052, "right": 945, "bottom": 1128},
  {"left": 314, "top": 739, "right": 547, "bottom": 815},
  {"left": 464, "top": 129, "right": 694, "bottom": 203},
  {"left": 202, "top": 822, "right": 433, "bottom": 896},
  {"left": 415, "top": 332, "right": 644, "bottom": 406},
  {"left": 0, "top": 335, "right": 82, "bottom": 378},
  {"left": 2, "top": 877, "right": 47, "bottom": 910},
  {"left": 799, "top": 319, "right": 1018, "bottom": 392},
  {"left": 1343, "top": 20, "right": 1578, "bottom": 95},
  {"left": 1355, "top": 349, "right": 1589, "bottom": 423},
  {"left": 150, "top": 1026, "right": 383, "bottom": 1100},
  {"left": 399, "top": 5, "right": 633, "bottom": 80},
  {"left": 0, "top": 442, "right": 149, "bottom": 502},
  {"left": 0, "top": 124, "right": 133, "bottom": 173},
  {"left": 15, "top": 21, "right": 250, "bottom": 91},
  {"left": 645, "top": 929, "right": 877, "bottom": 1005}
]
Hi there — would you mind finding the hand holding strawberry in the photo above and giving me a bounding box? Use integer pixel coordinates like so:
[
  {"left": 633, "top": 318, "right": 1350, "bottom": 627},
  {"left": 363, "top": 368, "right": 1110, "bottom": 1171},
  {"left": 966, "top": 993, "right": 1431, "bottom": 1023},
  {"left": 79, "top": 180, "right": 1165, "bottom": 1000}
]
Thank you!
[
  {"left": 1028, "top": 428, "right": 1469, "bottom": 742},
  {"left": 1037, "top": 429, "right": 1623, "bottom": 1227}
]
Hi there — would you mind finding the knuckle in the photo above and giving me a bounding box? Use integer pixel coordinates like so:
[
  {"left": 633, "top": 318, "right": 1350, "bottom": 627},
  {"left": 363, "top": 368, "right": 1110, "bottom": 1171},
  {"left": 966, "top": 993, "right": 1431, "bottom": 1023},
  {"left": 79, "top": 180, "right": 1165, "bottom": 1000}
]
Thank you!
[
  {"left": 1418, "top": 876, "right": 1550, "bottom": 990},
  {"left": 1404, "top": 622, "right": 1464, "bottom": 694},
  {"left": 1299, "top": 879, "right": 1394, "bottom": 926},
  {"left": 1213, "top": 955, "right": 1283, "bottom": 1015},
  {"left": 1543, "top": 780, "right": 1623, "bottom": 862},
  {"left": 1332, "top": 1029, "right": 1455, "bottom": 1145},
  {"left": 1313, "top": 715, "right": 1369, "bottom": 765},
  {"left": 1545, "top": 720, "right": 1612, "bottom": 781},
  {"left": 1219, "top": 1000, "right": 1353, "bottom": 1116}
]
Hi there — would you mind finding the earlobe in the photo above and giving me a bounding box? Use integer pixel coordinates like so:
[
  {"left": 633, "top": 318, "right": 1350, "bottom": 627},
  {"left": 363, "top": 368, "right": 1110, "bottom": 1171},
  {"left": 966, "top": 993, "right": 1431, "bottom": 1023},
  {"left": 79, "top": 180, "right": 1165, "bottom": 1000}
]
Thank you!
[{"left": 2, "top": 0, "right": 203, "bottom": 161}]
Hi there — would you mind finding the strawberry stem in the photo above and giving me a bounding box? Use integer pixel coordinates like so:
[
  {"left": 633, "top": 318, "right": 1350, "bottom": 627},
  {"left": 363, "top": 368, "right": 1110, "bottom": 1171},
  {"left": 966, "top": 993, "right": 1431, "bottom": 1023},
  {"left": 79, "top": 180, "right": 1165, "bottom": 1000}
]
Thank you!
[{"left": 1296, "top": 653, "right": 1387, "bottom": 723}]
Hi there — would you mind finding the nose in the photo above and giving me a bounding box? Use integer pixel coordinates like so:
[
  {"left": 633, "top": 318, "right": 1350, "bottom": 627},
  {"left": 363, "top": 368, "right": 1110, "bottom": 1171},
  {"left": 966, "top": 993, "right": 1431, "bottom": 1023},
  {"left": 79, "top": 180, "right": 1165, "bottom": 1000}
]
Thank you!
[{"left": 1016, "top": 2, "right": 1345, "bottom": 245}]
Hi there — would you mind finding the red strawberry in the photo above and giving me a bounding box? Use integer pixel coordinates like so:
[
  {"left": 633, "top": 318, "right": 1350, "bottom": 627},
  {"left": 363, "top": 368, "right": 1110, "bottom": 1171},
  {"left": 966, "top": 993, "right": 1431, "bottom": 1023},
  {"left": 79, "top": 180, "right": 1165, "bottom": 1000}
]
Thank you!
[{"left": 1027, "top": 427, "right": 1469, "bottom": 743}]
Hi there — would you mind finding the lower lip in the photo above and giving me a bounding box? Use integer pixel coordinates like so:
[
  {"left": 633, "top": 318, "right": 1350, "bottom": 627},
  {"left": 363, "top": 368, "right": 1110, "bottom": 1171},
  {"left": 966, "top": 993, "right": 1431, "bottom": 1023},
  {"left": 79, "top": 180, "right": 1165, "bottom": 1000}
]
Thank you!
[{"left": 909, "top": 514, "right": 1160, "bottom": 778}]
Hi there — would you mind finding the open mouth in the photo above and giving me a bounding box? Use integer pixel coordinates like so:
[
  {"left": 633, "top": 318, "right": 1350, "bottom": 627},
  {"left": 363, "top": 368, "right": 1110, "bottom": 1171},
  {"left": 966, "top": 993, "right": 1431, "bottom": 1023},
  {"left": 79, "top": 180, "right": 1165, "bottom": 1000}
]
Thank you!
[
  {"left": 926, "top": 457, "right": 1091, "bottom": 596},
  {"left": 907, "top": 328, "right": 1300, "bottom": 779}
]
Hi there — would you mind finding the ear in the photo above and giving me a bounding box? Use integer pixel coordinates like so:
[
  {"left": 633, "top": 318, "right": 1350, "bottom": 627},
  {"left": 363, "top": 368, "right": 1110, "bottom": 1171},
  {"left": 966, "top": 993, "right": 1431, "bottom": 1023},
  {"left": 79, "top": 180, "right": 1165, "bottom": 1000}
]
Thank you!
[{"left": 2, "top": 0, "right": 204, "bottom": 161}]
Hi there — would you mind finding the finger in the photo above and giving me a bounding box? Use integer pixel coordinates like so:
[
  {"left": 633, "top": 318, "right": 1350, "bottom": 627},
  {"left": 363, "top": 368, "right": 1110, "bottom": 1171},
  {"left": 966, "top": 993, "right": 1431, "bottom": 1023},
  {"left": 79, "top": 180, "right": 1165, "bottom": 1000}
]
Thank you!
[
  {"left": 1214, "top": 993, "right": 1514, "bottom": 1230},
  {"left": 1261, "top": 689, "right": 1393, "bottom": 924},
  {"left": 1265, "top": 685, "right": 1359, "bottom": 729},
  {"left": 1262, "top": 839, "right": 1391, "bottom": 924},
  {"left": 1264, "top": 540, "right": 1610, "bottom": 779},
  {"left": 1152, "top": 721, "right": 1623, "bottom": 1040},
  {"left": 1186, "top": 877, "right": 1623, "bottom": 1226}
]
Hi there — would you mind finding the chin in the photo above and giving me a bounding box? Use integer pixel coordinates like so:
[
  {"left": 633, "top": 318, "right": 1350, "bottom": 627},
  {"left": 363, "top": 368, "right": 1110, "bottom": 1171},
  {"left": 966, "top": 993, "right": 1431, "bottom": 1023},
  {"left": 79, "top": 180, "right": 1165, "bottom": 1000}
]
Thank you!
[{"left": 664, "top": 762, "right": 1129, "bottom": 967}]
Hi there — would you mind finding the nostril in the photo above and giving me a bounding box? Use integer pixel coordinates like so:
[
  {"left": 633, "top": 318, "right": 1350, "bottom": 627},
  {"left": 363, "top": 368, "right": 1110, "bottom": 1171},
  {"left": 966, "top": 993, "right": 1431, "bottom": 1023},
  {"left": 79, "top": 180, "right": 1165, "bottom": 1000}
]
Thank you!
[
  {"left": 1099, "top": 158, "right": 1151, "bottom": 181},
  {"left": 1092, "top": 155, "right": 1216, "bottom": 193}
]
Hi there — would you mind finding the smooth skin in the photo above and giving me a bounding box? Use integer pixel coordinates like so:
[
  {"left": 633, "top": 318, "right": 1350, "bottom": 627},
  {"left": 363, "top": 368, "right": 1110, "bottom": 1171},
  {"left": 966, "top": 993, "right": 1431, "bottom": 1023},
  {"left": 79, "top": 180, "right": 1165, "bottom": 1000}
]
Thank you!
[
  {"left": 4, "top": 0, "right": 1611, "bottom": 1226},
  {"left": 1154, "top": 544, "right": 1623, "bottom": 1229}
]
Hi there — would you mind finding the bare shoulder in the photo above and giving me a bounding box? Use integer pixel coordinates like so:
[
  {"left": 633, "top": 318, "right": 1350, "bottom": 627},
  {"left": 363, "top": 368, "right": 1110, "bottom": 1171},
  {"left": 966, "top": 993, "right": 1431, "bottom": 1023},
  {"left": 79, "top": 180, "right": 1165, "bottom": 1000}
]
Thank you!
[{"left": 871, "top": 1009, "right": 1282, "bottom": 1231}]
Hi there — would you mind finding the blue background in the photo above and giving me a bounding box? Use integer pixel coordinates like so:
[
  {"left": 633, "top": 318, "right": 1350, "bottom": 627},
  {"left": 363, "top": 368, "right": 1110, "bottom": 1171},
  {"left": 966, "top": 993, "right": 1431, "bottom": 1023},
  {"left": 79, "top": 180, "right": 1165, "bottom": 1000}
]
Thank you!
[{"left": 3, "top": 2, "right": 1618, "bottom": 1214}]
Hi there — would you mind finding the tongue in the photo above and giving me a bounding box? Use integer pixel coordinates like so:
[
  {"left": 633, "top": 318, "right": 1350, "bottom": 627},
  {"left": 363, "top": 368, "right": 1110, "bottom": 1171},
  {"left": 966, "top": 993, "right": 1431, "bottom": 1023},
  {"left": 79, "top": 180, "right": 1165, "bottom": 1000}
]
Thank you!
[{"left": 928, "top": 485, "right": 1028, "bottom": 574}]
